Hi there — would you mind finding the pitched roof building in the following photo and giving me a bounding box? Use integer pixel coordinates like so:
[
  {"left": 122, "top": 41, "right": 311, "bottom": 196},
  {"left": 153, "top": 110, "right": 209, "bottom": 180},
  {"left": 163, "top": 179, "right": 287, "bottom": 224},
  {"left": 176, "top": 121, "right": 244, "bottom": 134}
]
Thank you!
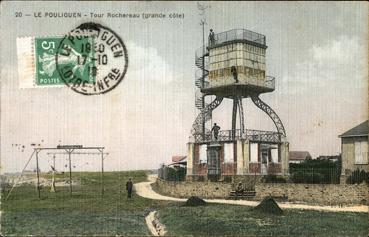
[
  {"left": 339, "top": 121, "right": 369, "bottom": 182},
  {"left": 339, "top": 121, "right": 368, "bottom": 138},
  {"left": 289, "top": 151, "right": 312, "bottom": 163},
  {"left": 172, "top": 156, "right": 187, "bottom": 163}
]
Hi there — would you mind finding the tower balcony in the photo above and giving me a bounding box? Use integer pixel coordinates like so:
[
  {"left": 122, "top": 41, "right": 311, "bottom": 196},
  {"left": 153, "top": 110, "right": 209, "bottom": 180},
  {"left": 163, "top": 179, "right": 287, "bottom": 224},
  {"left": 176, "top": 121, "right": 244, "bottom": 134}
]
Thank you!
[
  {"left": 190, "top": 128, "right": 285, "bottom": 144},
  {"left": 208, "top": 29, "right": 266, "bottom": 49},
  {"left": 201, "top": 76, "right": 275, "bottom": 97}
]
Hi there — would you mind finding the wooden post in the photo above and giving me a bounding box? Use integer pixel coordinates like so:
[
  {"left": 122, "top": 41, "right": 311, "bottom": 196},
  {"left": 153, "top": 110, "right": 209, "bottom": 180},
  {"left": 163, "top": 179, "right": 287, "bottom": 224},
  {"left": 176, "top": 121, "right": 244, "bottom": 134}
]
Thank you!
[
  {"left": 35, "top": 149, "right": 41, "bottom": 199},
  {"left": 68, "top": 150, "right": 72, "bottom": 196},
  {"left": 101, "top": 149, "right": 104, "bottom": 196}
]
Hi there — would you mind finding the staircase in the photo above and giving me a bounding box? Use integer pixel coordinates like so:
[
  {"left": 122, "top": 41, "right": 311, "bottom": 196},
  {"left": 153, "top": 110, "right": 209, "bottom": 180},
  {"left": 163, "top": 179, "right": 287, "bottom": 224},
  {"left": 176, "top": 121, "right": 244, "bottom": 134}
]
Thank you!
[{"left": 192, "top": 46, "right": 223, "bottom": 136}]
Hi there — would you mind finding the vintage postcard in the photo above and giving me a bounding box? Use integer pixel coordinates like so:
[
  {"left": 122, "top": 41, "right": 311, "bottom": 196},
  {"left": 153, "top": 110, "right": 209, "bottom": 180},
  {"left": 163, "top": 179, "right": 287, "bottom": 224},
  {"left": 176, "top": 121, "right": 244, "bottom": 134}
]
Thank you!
[{"left": 1, "top": 1, "right": 368, "bottom": 236}]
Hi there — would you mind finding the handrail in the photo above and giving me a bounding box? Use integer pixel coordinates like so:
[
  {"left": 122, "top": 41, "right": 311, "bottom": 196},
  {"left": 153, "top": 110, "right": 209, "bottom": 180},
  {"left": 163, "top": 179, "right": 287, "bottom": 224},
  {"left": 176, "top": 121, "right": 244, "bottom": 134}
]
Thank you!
[
  {"left": 201, "top": 75, "right": 276, "bottom": 91},
  {"left": 265, "top": 76, "right": 275, "bottom": 89},
  {"left": 190, "top": 128, "right": 284, "bottom": 144},
  {"left": 210, "top": 29, "right": 266, "bottom": 47}
]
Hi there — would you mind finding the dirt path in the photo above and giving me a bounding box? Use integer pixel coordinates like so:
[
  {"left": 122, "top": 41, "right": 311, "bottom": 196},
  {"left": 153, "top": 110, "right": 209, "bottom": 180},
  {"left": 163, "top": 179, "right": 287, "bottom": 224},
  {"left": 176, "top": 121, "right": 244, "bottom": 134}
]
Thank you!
[{"left": 134, "top": 174, "right": 369, "bottom": 213}]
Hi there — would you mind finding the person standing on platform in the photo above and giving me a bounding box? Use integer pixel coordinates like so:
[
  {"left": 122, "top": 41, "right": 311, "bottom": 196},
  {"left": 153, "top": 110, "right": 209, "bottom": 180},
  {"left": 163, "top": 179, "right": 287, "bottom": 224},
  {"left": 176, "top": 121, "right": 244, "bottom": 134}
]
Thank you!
[
  {"left": 209, "top": 29, "right": 215, "bottom": 46},
  {"left": 231, "top": 66, "right": 239, "bottom": 83},
  {"left": 211, "top": 123, "right": 221, "bottom": 140}
]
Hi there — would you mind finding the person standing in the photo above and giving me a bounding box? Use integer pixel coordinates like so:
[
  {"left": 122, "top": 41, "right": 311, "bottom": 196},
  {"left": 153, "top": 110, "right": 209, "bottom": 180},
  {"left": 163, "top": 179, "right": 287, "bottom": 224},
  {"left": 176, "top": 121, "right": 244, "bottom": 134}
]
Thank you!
[
  {"left": 208, "top": 29, "right": 215, "bottom": 46},
  {"left": 126, "top": 178, "right": 133, "bottom": 198},
  {"left": 211, "top": 123, "right": 221, "bottom": 140},
  {"left": 231, "top": 66, "right": 239, "bottom": 83}
]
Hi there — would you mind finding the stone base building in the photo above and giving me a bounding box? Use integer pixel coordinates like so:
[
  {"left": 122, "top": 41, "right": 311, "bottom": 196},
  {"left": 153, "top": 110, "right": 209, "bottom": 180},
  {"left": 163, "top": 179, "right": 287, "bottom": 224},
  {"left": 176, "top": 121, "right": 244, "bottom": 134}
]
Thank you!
[{"left": 186, "top": 134, "right": 289, "bottom": 181}]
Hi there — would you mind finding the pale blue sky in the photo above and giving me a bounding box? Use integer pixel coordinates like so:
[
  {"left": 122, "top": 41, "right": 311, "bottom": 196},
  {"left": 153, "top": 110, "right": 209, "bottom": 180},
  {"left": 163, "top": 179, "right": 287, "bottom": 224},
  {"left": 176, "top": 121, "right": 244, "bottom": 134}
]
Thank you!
[{"left": 1, "top": 1, "right": 367, "bottom": 172}]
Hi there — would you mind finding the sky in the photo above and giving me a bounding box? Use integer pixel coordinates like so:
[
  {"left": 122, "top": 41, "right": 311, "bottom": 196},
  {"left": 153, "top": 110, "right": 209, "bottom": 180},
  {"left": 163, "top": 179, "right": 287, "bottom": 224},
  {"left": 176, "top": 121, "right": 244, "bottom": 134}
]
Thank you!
[{"left": 1, "top": 1, "right": 368, "bottom": 173}]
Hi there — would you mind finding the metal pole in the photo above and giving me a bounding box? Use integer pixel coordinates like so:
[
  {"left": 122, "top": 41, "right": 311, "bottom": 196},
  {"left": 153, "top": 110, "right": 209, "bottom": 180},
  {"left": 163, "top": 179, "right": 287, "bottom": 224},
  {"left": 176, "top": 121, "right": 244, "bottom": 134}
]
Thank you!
[
  {"left": 232, "top": 98, "right": 238, "bottom": 139},
  {"left": 68, "top": 150, "right": 72, "bottom": 196},
  {"left": 5, "top": 150, "right": 36, "bottom": 201},
  {"left": 238, "top": 96, "right": 245, "bottom": 137},
  {"left": 101, "top": 149, "right": 104, "bottom": 196},
  {"left": 36, "top": 149, "right": 41, "bottom": 199}
]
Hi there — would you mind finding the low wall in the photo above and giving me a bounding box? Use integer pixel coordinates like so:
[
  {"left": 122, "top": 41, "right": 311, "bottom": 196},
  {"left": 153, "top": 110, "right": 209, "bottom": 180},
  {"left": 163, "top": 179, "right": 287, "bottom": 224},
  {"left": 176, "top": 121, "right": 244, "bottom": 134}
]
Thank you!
[
  {"left": 154, "top": 179, "right": 232, "bottom": 199},
  {"left": 255, "top": 183, "right": 369, "bottom": 205},
  {"left": 154, "top": 179, "right": 369, "bottom": 205}
]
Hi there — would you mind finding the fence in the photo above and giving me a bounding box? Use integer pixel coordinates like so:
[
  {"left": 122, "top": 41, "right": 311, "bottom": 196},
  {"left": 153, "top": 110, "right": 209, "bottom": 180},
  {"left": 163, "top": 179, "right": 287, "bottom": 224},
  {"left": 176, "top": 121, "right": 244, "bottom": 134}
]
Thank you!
[
  {"left": 213, "top": 29, "right": 266, "bottom": 46},
  {"left": 191, "top": 128, "right": 284, "bottom": 144}
]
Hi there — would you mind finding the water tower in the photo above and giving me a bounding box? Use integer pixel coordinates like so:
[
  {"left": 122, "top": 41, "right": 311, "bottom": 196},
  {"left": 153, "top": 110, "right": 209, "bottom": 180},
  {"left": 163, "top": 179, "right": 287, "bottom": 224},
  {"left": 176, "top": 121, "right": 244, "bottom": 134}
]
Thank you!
[{"left": 187, "top": 29, "right": 289, "bottom": 181}]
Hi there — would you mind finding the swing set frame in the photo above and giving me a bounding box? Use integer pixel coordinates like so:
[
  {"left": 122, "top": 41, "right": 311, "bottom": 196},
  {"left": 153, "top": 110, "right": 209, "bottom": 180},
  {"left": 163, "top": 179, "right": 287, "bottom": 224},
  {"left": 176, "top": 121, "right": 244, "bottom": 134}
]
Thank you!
[{"left": 5, "top": 145, "right": 106, "bottom": 200}]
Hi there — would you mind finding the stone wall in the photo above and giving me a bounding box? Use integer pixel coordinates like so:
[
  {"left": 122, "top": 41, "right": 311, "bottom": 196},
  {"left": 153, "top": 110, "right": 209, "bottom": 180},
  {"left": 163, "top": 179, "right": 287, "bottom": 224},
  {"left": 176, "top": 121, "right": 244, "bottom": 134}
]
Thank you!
[
  {"left": 154, "top": 179, "right": 369, "bottom": 205},
  {"left": 154, "top": 179, "right": 232, "bottom": 199},
  {"left": 255, "top": 183, "right": 369, "bottom": 205}
]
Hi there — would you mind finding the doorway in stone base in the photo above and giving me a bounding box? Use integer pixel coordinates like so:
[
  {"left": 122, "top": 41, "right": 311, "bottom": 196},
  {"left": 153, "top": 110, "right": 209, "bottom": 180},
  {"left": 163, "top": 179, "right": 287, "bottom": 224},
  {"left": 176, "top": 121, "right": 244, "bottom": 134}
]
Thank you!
[
  {"left": 261, "top": 146, "right": 268, "bottom": 175},
  {"left": 260, "top": 144, "right": 279, "bottom": 175}
]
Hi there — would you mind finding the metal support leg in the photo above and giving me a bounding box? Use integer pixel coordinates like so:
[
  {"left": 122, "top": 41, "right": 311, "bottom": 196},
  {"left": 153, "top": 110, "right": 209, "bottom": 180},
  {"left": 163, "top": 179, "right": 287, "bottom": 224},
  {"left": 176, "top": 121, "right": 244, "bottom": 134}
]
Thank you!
[
  {"left": 251, "top": 95, "right": 286, "bottom": 137},
  {"left": 101, "top": 149, "right": 104, "bottom": 196},
  {"left": 5, "top": 150, "right": 36, "bottom": 201},
  {"left": 36, "top": 150, "right": 41, "bottom": 199},
  {"left": 68, "top": 150, "right": 72, "bottom": 196},
  {"left": 237, "top": 97, "right": 245, "bottom": 137},
  {"left": 232, "top": 98, "right": 238, "bottom": 139},
  {"left": 192, "top": 97, "right": 224, "bottom": 136}
]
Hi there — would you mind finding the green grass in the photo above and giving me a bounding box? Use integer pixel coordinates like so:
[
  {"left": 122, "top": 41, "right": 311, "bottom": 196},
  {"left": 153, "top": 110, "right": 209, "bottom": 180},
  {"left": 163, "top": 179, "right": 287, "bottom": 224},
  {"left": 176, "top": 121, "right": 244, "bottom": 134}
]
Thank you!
[
  {"left": 1, "top": 171, "right": 167, "bottom": 236},
  {"left": 159, "top": 204, "right": 369, "bottom": 236},
  {"left": 2, "top": 172, "right": 369, "bottom": 236}
]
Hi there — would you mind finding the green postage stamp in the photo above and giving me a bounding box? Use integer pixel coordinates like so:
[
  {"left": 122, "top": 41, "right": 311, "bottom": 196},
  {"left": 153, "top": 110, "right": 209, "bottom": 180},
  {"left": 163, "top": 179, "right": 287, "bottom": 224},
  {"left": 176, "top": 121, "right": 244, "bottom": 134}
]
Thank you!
[
  {"left": 17, "top": 23, "right": 128, "bottom": 95},
  {"left": 17, "top": 36, "right": 96, "bottom": 88}
]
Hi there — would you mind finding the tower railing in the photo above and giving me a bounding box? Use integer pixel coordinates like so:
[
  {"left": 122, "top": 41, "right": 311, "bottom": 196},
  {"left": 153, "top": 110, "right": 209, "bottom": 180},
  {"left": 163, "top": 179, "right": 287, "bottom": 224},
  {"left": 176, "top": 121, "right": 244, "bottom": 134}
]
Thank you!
[
  {"left": 190, "top": 128, "right": 285, "bottom": 144},
  {"left": 265, "top": 76, "right": 275, "bottom": 89},
  {"left": 200, "top": 75, "right": 276, "bottom": 91},
  {"left": 210, "top": 29, "right": 266, "bottom": 47}
]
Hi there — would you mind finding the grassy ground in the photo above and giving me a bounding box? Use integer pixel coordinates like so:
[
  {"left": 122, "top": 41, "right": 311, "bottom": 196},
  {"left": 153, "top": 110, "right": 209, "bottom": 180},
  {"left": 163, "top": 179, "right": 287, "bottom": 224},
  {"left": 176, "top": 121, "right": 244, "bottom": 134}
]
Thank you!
[
  {"left": 1, "top": 171, "right": 168, "bottom": 236},
  {"left": 2, "top": 172, "right": 369, "bottom": 236},
  {"left": 159, "top": 204, "right": 369, "bottom": 237}
]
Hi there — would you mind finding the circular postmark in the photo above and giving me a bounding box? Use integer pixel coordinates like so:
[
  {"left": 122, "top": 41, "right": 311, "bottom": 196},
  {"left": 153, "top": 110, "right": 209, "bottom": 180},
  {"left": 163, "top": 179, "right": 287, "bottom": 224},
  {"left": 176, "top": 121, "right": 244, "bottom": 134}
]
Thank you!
[{"left": 55, "top": 22, "right": 128, "bottom": 95}]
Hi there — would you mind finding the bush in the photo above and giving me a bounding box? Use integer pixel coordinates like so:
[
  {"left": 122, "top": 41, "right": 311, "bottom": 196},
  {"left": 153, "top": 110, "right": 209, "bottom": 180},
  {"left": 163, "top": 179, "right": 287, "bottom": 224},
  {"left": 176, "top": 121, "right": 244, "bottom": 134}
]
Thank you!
[
  {"left": 262, "top": 175, "right": 287, "bottom": 183},
  {"left": 158, "top": 166, "right": 186, "bottom": 181},
  {"left": 291, "top": 171, "right": 304, "bottom": 183},
  {"left": 291, "top": 172, "right": 324, "bottom": 184},
  {"left": 289, "top": 158, "right": 341, "bottom": 184},
  {"left": 223, "top": 176, "right": 233, "bottom": 183},
  {"left": 346, "top": 169, "right": 369, "bottom": 184}
]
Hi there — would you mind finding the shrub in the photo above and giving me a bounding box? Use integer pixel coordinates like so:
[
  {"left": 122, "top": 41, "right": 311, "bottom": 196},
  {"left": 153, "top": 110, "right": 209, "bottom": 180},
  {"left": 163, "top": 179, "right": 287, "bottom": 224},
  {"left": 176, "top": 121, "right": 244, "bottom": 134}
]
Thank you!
[
  {"left": 346, "top": 169, "right": 369, "bottom": 184},
  {"left": 291, "top": 171, "right": 304, "bottom": 183},
  {"left": 223, "top": 176, "right": 233, "bottom": 183},
  {"left": 289, "top": 158, "right": 341, "bottom": 184},
  {"left": 262, "top": 175, "right": 287, "bottom": 183},
  {"left": 291, "top": 171, "right": 324, "bottom": 184},
  {"left": 158, "top": 166, "right": 186, "bottom": 181}
]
